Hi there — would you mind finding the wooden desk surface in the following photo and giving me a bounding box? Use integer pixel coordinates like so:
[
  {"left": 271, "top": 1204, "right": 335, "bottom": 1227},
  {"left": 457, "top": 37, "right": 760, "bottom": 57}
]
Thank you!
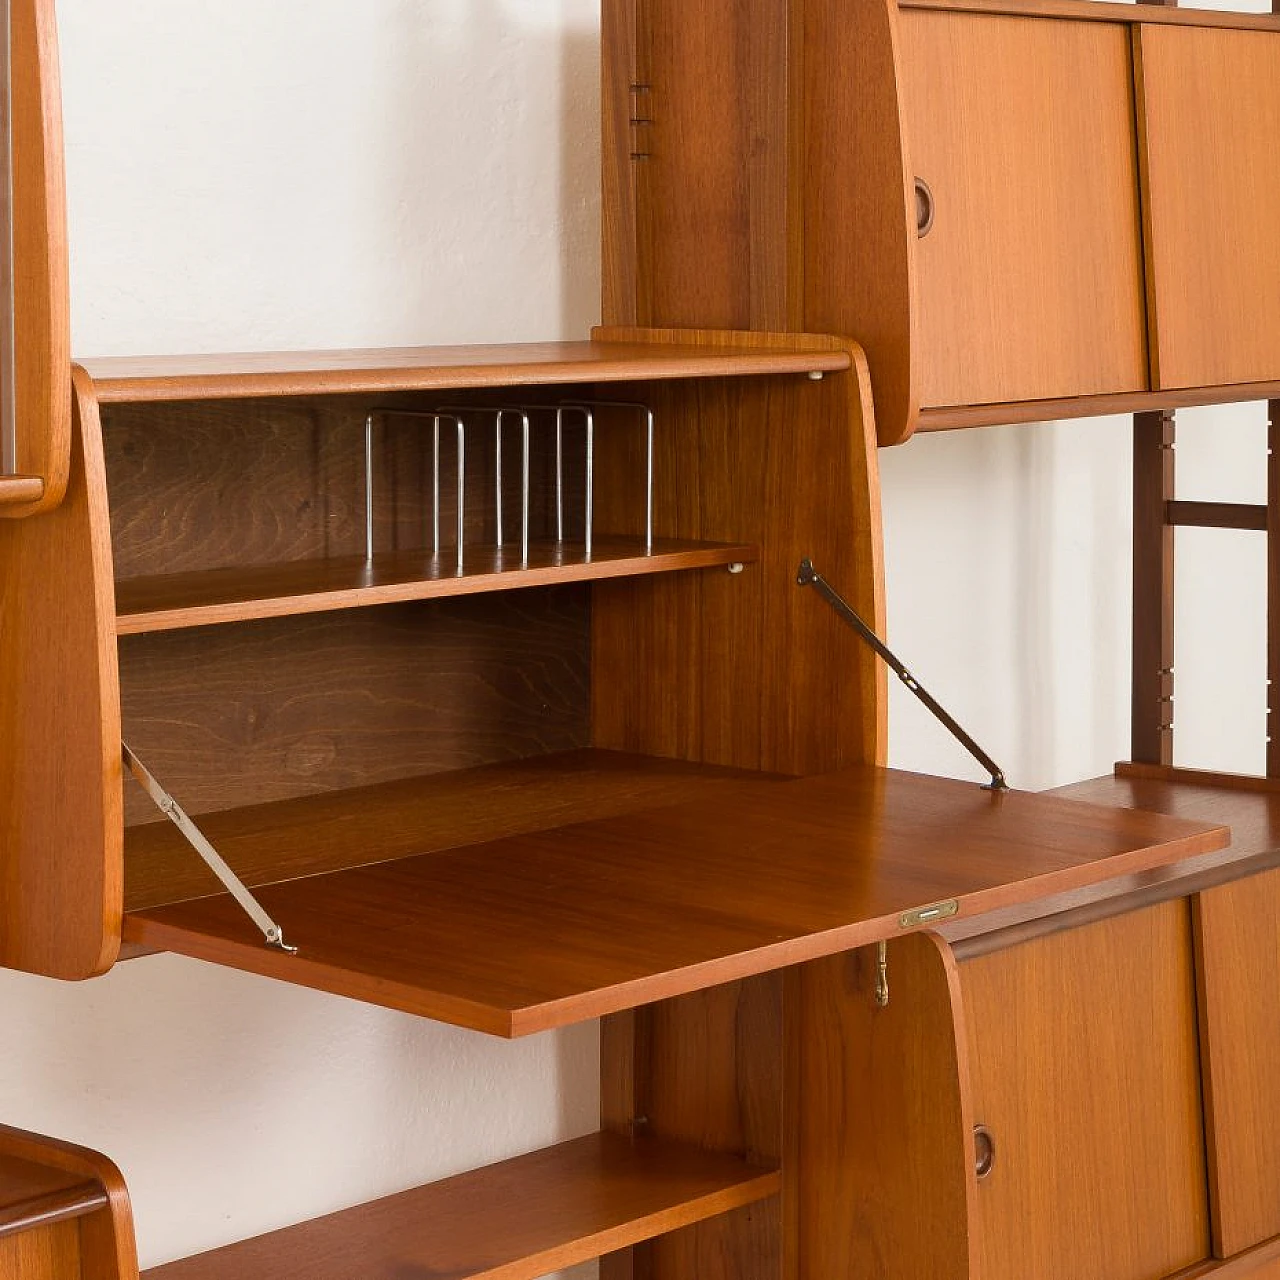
[{"left": 125, "top": 764, "right": 1226, "bottom": 1036}]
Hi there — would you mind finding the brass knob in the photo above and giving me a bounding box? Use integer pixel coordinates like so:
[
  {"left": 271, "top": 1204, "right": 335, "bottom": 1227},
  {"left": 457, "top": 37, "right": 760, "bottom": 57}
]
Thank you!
[
  {"left": 974, "top": 1124, "right": 995, "bottom": 1180},
  {"left": 915, "top": 178, "right": 935, "bottom": 238}
]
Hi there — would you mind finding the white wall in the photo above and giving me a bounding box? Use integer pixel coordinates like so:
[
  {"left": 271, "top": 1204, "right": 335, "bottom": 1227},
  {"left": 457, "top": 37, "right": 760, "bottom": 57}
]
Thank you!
[{"left": 1, "top": 0, "right": 1268, "bottom": 1270}]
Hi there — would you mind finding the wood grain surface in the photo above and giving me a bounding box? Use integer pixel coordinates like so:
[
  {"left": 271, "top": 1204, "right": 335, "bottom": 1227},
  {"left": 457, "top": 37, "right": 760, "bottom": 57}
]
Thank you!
[
  {"left": 123, "top": 766, "right": 1226, "bottom": 1036},
  {"left": 899, "top": 9, "right": 1147, "bottom": 409},
  {"left": 0, "top": 370, "right": 121, "bottom": 979},
  {"left": 0, "top": 0, "right": 71, "bottom": 519},
  {"left": 624, "top": 0, "right": 791, "bottom": 331},
  {"left": 915, "top": 377, "right": 1280, "bottom": 431},
  {"left": 799, "top": 0, "right": 918, "bottom": 445},
  {"left": 790, "top": 934, "right": 976, "bottom": 1278},
  {"left": 139, "top": 1133, "right": 778, "bottom": 1280},
  {"left": 123, "top": 750, "right": 762, "bottom": 912},
  {"left": 605, "top": 979, "right": 784, "bottom": 1280},
  {"left": 76, "top": 341, "right": 849, "bottom": 404},
  {"left": 1195, "top": 867, "right": 1280, "bottom": 1257},
  {"left": 0, "top": 1126, "right": 139, "bottom": 1280},
  {"left": 0, "top": 1158, "right": 104, "bottom": 1239},
  {"left": 0, "top": 1221, "right": 80, "bottom": 1280},
  {"left": 115, "top": 538, "right": 756, "bottom": 636},
  {"left": 1137, "top": 25, "right": 1280, "bottom": 389},
  {"left": 591, "top": 329, "right": 887, "bottom": 775},
  {"left": 903, "top": 0, "right": 1280, "bottom": 31},
  {"left": 1172, "top": 1236, "right": 1280, "bottom": 1278},
  {"left": 118, "top": 592, "right": 590, "bottom": 826},
  {"left": 960, "top": 903, "right": 1210, "bottom": 1280}
]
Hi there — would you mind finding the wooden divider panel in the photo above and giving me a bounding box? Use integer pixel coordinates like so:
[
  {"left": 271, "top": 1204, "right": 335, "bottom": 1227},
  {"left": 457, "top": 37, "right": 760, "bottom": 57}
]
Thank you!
[
  {"left": 0, "top": 371, "right": 121, "bottom": 978},
  {"left": 788, "top": 933, "right": 976, "bottom": 1279},
  {"left": 590, "top": 328, "right": 885, "bottom": 776}
]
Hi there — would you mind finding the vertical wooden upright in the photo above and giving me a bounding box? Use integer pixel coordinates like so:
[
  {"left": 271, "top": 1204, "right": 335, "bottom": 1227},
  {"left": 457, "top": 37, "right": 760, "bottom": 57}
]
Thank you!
[
  {"left": 1131, "top": 0, "right": 1180, "bottom": 767},
  {"left": 1131, "top": 407, "right": 1175, "bottom": 765}
]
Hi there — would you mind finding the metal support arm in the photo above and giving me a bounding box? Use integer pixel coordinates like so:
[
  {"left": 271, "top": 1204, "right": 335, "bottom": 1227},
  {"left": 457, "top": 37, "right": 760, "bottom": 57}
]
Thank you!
[{"left": 797, "top": 558, "right": 1009, "bottom": 791}]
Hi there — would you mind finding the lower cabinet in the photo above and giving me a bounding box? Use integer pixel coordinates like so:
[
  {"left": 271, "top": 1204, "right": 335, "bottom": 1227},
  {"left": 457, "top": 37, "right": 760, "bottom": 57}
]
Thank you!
[
  {"left": 955, "top": 901, "right": 1210, "bottom": 1280},
  {"left": 1195, "top": 868, "right": 1280, "bottom": 1260}
]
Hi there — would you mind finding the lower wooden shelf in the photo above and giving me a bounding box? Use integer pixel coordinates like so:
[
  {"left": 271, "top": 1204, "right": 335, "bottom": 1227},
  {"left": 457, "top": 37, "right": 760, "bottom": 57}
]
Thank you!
[
  {"left": 122, "top": 757, "right": 1228, "bottom": 1036},
  {"left": 0, "top": 1156, "right": 107, "bottom": 1239},
  {"left": 139, "top": 1132, "right": 779, "bottom": 1280}
]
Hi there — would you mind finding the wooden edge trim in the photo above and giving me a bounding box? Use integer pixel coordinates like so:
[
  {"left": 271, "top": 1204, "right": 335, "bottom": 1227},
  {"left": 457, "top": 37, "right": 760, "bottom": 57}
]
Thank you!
[
  {"left": 901, "top": 0, "right": 1280, "bottom": 32},
  {"left": 947, "top": 848, "right": 1280, "bottom": 961},
  {"left": 1166, "top": 1232, "right": 1280, "bottom": 1278},
  {"left": 922, "top": 931, "right": 981, "bottom": 1274},
  {"left": 0, "top": 475, "right": 46, "bottom": 505},
  {"left": 0, "top": 1125, "right": 139, "bottom": 1279},
  {"left": 73, "top": 364, "right": 126, "bottom": 977},
  {"left": 1115, "top": 760, "right": 1280, "bottom": 793},
  {"left": 917, "top": 379, "right": 1280, "bottom": 432}
]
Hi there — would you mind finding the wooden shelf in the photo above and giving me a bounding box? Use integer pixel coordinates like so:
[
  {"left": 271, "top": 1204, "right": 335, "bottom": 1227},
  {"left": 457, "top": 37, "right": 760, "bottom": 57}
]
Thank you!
[
  {"left": 123, "top": 763, "right": 1228, "bottom": 1037},
  {"left": 76, "top": 339, "right": 851, "bottom": 404},
  {"left": 114, "top": 538, "right": 757, "bottom": 635},
  {"left": 0, "top": 1154, "right": 107, "bottom": 1239},
  {"left": 139, "top": 1132, "right": 779, "bottom": 1280}
]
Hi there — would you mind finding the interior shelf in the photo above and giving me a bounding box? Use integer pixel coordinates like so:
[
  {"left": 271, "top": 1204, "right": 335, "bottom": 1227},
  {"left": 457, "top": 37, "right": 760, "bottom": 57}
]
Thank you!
[
  {"left": 139, "top": 1131, "right": 779, "bottom": 1280},
  {"left": 114, "top": 538, "right": 756, "bottom": 635},
  {"left": 0, "top": 1155, "right": 107, "bottom": 1238},
  {"left": 122, "top": 759, "right": 1228, "bottom": 1037}
]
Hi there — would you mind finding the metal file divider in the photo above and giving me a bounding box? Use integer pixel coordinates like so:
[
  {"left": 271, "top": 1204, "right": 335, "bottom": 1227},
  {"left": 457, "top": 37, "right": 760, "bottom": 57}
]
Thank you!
[{"left": 361, "top": 398, "right": 657, "bottom": 570}]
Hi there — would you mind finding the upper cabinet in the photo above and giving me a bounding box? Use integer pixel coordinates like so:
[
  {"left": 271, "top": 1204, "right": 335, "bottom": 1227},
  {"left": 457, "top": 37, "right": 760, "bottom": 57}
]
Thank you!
[
  {"left": 1136, "top": 24, "right": 1280, "bottom": 391},
  {"left": 897, "top": 10, "right": 1147, "bottom": 412},
  {"left": 604, "top": 0, "right": 1280, "bottom": 444}
]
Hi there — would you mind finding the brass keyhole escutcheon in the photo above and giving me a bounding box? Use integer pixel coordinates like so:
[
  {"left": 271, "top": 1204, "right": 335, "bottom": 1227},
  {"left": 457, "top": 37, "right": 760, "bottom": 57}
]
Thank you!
[
  {"left": 915, "top": 177, "right": 935, "bottom": 238},
  {"left": 974, "top": 1124, "right": 995, "bottom": 1179}
]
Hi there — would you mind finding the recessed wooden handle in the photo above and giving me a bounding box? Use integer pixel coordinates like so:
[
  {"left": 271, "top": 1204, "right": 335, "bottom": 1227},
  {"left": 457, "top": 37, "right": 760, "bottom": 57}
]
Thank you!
[
  {"left": 974, "top": 1124, "right": 995, "bottom": 1179},
  {"left": 915, "top": 178, "right": 935, "bottom": 238}
]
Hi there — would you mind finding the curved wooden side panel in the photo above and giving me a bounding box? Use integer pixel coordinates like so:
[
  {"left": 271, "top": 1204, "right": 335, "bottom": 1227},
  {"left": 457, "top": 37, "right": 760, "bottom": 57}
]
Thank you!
[
  {"left": 788, "top": 933, "right": 978, "bottom": 1278},
  {"left": 590, "top": 326, "right": 886, "bottom": 773},
  {"left": 0, "top": 369, "right": 121, "bottom": 979},
  {"left": 0, "top": 1125, "right": 139, "bottom": 1280},
  {"left": 798, "top": 0, "right": 919, "bottom": 446},
  {"left": 0, "top": 0, "right": 70, "bottom": 518}
]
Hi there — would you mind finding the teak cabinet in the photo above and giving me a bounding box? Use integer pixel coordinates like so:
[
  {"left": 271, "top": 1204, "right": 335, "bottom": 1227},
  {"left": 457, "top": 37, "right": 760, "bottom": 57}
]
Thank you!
[
  {"left": 4, "top": 0, "right": 1280, "bottom": 1278},
  {"left": 605, "top": 0, "right": 1280, "bottom": 443}
]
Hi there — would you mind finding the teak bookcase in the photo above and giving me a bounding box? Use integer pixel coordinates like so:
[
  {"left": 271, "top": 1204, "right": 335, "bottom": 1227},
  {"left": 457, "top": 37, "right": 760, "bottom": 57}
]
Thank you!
[{"left": 2, "top": 0, "right": 1280, "bottom": 1278}]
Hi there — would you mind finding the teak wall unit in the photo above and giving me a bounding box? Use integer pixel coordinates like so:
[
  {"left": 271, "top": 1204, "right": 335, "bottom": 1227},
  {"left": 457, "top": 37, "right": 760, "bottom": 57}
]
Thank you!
[
  {"left": 604, "top": 0, "right": 1280, "bottom": 1276},
  {"left": 3, "top": 0, "right": 1280, "bottom": 1278},
  {"left": 603, "top": 0, "right": 1280, "bottom": 444}
]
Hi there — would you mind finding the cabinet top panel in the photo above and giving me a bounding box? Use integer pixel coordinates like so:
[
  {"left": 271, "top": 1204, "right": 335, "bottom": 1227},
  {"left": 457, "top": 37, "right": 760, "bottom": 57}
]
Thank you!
[
  {"left": 74, "top": 339, "right": 852, "bottom": 405},
  {"left": 124, "top": 762, "right": 1227, "bottom": 1038}
]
